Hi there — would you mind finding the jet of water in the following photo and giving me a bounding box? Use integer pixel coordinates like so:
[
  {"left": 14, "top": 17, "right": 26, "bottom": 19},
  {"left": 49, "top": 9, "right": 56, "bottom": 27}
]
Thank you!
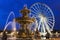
[
  {"left": 12, "top": 19, "right": 16, "bottom": 32},
  {"left": 4, "top": 21, "right": 12, "bottom": 31},
  {"left": 4, "top": 11, "right": 16, "bottom": 32}
]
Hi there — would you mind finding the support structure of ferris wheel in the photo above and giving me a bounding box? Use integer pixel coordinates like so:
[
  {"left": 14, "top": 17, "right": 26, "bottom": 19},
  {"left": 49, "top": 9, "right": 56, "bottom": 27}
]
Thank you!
[{"left": 30, "top": 2, "right": 55, "bottom": 35}]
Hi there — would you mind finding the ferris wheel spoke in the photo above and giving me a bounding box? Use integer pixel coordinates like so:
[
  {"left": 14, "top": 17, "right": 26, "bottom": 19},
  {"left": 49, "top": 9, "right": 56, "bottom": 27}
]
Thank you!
[
  {"left": 49, "top": 23, "right": 54, "bottom": 28},
  {"left": 48, "top": 21, "right": 53, "bottom": 25},
  {"left": 36, "top": 3, "right": 40, "bottom": 10},
  {"left": 31, "top": 8, "right": 36, "bottom": 13},
  {"left": 47, "top": 17, "right": 53, "bottom": 19},
  {"left": 47, "top": 22, "right": 53, "bottom": 29},
  {"left": 33, "top": 5, "right": 38, "bottom": 11},
  {"left": 48, "top": 19, "right": 55, "bottom": 22},
  {"left": 38, "top": 20, "right": 41, "bottom": 30},
  {"left": 47, "top": 18, "right": 54, "bottom": 21},
  {"left": 48, "top": 21, "right": 55, "bottom": 25},
  {"left": 48, "top": 19, "right": 54, "bottom": 21},
  {"left": 48, "top": 18, "right": 53, "bottom": 20},
  {"left": 35, "top": 3, "right": 41, "bottom": 11},
  {"left": 31, "top": 10, "right": 37, "bottom": 14},
  {"left": 31, "top": 7, "right": 37, "bottom": 13}
]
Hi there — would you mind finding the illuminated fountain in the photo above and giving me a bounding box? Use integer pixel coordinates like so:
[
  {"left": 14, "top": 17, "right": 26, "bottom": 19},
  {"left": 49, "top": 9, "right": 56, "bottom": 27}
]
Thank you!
[
  {"left": 14, "top": 6, "right": 35, "bottom": 40},
  {"left": 2, "top": 5, "right": 36, "bottom": 40}
]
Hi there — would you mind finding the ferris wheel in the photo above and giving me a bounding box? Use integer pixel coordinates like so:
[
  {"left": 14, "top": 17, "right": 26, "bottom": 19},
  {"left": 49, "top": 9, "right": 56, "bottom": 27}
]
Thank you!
[{"left": 30, "top": 2, "right": 55, "bottom": 35}]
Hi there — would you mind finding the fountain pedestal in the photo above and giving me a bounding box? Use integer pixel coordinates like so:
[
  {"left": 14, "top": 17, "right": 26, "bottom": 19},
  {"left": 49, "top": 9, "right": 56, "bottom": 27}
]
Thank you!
[{"left": 15, "top": 6, "right": 35, "bottom": 40}]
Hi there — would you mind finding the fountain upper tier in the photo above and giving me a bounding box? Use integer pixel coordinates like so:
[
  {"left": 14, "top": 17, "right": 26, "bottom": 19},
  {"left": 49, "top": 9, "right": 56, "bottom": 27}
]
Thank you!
[{"left": 15, "top": 6, "right": 35, "bottom": 24}]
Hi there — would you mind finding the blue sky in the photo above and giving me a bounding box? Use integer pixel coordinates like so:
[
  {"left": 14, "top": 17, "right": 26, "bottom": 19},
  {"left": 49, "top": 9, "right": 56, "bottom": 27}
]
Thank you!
[{"left": 0, "top": 0, "right": 60, "bottom": 30}]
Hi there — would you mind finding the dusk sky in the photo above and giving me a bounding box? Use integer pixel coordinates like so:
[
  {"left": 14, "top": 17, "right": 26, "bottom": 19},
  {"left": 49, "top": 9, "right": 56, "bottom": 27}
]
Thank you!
[{"left": 0, "top": 0, "right": 60, "bottom": 30}]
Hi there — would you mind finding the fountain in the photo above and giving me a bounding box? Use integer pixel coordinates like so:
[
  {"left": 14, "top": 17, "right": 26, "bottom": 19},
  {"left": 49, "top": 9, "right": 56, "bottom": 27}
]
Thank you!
[
  {"left": 1, "top": 5, "right": 39, "bottom": 40},
  {"left": 14, "top": 5, "right": 35, "bottom": 40}
]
